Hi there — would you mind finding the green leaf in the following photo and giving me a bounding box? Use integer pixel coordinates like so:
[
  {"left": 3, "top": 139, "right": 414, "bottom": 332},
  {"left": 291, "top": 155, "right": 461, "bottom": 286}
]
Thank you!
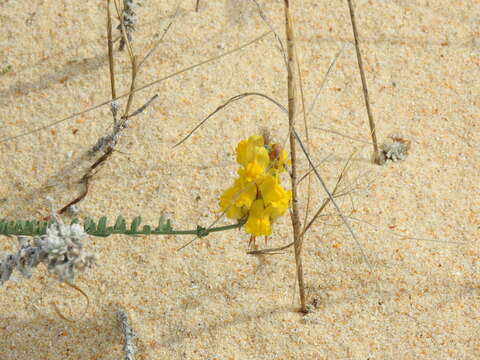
[
  {"left": 16, "top": 221, "right": 26, "bottom": 234},
  {"left": 84, "top": 218, "right": 95, "bottom": 233},
  {"left": 130, "top": 216, "right": 141, "bottom": 232},
  {"left": 142, "top": 225, "right": 151, "bottom": 235},
  {"left": 114, "top": 216, "right": 126, "bottom": 232},
  {"left": 157, "top": 214, "right": 165, "bottom": 230},
  {"left": 97, "top": 216, "right": 108, "bottom": 233},
  {"left": 156, "top": 214, "right": 172, "bottom": 232},
  {"left": 0, "top": 214, "right": 241, "bottom": 238},
  {"left": 25, "top": 221, "right": 34, "bottom": 234},
  {"left": 7, "top": 221, "right": 15, "bottom": 234},
  {"left": 32, "top": 220, "right": 42, "bottom": 235}
]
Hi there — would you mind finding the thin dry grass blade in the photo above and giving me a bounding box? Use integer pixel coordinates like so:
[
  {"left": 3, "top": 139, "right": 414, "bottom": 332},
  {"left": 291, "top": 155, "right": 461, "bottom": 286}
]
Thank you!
[{"left": 173, "top": 92, "right": 286, "bottom": 148}]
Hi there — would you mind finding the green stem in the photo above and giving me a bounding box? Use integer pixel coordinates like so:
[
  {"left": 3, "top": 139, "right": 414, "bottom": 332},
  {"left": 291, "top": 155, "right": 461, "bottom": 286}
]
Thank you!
[
  {"left": 158, "top": 222, "right": 245, "bottom": 237},
  {"left": 0, "top": 217, "right": 246, "bottom": 238}
]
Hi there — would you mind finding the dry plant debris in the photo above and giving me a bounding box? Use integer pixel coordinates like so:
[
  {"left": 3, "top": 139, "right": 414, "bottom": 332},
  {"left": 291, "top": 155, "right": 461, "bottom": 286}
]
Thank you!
[
  {"left": 379, "top": 135, "right": 411, "bottom": 163},
  {"left": 118, "top": 308, "right": 137, "bottom": 360}
]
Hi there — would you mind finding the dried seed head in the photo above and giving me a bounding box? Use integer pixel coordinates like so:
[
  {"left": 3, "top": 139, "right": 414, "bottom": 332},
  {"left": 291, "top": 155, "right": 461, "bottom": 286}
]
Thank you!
[{"left": 269, "top": 143, "right": 283, "bottom": 161}]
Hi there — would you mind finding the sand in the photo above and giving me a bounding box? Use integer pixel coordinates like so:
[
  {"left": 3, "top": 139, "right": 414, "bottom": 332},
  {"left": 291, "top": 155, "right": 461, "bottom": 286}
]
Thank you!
[{"left": 0, "top": 0, "right": 479, "bottom": 359}]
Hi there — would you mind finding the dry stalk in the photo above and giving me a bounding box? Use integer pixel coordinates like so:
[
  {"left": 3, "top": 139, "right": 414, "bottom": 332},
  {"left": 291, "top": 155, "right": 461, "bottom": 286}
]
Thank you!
[
  {"left": 293, "top": 128, "right": 374, "bottom": 273},
  {"left": 107, "top": 0, "right": 117, "bottom": 116},
  {"left": 346, "top": 0, "right": 380, "bottom": 164},
  {"left": 124, "top": 55, "right": 137, "bottom": 118},
  {"left": 118, "top": 308, "right": 137, "bottom": 360},
  {"left": 58, "top": 0, "right": 138, "bottom": 214},
  {"left": 53, "top": 281, "right": 91, "bottom": 323},
  {"left": 138, "top": 5, "right": 179, "bottom": 69},
  {"left": 113, "top": 0, "right": 137, "bottom": 117},
  {"left": 174, "top": 92, "right": 287, "bottom": 148},
  {"left": 295, "top": 44, "right": 312, "bottom": 241},
  {"left": 283, "top": 0, "right": 306, "bottom": 313}
]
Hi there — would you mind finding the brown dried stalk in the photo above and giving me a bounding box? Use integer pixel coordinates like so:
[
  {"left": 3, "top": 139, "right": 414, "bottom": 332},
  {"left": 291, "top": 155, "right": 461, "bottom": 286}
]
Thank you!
[
  {"left": 59, "top": 0, "right": 138, "bottom": 214},
  {"left": 283, "top": 0, "right": 306, "bottom": 313},
  {"left": 346, "top": 0, "right": 380, "bottom": 164},
  {"left": 107, "top": 0, "right": 117, "bottom": 110}
]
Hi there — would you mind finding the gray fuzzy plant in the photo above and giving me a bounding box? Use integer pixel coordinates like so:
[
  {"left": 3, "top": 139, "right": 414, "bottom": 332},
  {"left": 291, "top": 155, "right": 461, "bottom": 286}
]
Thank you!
[{"left": 0, "top": 214, "right": 95, "bottom": 285}]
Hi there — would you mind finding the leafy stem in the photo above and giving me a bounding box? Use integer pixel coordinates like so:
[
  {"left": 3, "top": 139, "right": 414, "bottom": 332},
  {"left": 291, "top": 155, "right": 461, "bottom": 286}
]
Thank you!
[{"left": 0, "top": 216, "right": 246, "bottom": 238}]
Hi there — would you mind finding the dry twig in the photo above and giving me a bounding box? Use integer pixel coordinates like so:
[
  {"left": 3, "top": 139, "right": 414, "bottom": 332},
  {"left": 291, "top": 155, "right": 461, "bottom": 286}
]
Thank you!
[
  {"left": 118, "top": 308, "right": 137, "bottom": 360},
  {"left": 283, "top": 0, "right": 306, "bottom": 313},
  {"left": 346, "top": 0, "right": 380, "bottom": 164}
]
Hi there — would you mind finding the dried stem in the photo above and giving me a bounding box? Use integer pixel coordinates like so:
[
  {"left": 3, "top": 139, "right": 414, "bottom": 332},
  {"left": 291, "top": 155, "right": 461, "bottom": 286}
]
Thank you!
[
  {"left": 295, "top": 45, "right": 312, "bottom": 241},
  {"left": 58, "top": 0, "right": 138, "bottom": 214},
  {"left": 107, "top": 0, "right": 117, "bottom": 111},
  {"left": 251, "top": 0, "right": 287, "bottom": 67},
  {"left": 314, "top": 126, "right": 372, "bottom": 144},
  {"left": 58, "top": 147, "right": 113, "bottom": 214},
  {"left": 346, "top": 0, "right": 380, "bottom": 164},
  {"left": 292, "top": 128, "right": 374, "bottom": 273},
  {"left": 283, "top": 0, "right": 306, "bottom": 313},
  {"left": 124, "top": 55, "right": 137, "bottom": 118},
  {"left": 248, "top": 186, "right": 343, "bottom": 255},
  {"left": 114, "top": 0, "right": 135, "bottom": 59},
  {"left": 138, "top": 5, "right": 178, "bottom": 69},
  {"left": 301, "top": 152, "right": 354, "bottom": 236},
  {"left": 53, "top": 281, "right": 90, "bottom": 323},
  {"left": 248, "top": 152, "right": 355, "bottom": 256},
  {"left": 174, "top": 92, "right": 286, "bottom": 148},
  {"left": 113, "top": 0, "right": 137, "bottom": 118}
]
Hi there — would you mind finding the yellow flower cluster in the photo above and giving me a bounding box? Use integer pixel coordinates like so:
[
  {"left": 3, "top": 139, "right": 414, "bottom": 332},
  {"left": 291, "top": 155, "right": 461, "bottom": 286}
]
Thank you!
[{"left": 219, "top": 135, "right": 292, "bottom": 237}]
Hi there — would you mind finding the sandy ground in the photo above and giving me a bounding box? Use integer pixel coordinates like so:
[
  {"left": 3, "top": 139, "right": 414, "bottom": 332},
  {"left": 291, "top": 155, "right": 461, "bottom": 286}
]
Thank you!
[{"left": 0, "top": 0, "right": 479, "bottom": 359}]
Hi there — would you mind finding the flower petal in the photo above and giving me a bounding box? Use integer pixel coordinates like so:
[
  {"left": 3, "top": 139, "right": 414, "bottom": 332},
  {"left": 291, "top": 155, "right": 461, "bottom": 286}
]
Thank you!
[
  {"left": 236, "top": 135, "right": 265, "bottom": 167},
  {"left": 260, "top": 176, "right": 291, "bottom": 219},
  {"left": 219, "top": 179, "right": 257, "bottom": 219},
  {"left": 245, "top": 199, "right": 272, "bottom": 236}
]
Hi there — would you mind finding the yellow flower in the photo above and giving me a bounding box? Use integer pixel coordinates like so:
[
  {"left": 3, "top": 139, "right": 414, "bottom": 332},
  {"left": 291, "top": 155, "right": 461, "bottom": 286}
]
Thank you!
[
  {"left": 245, "top": 199, "right": 272, "bottom": 236},
  {"left": 219, "top": 134, "right": 292, "bottom": 239},
  {"left": 233, "top": 135, "right": 269, "bottom": 182},
  {"left": 219, "top": 178, "right": 257, "bottom": 219},
  {"left": 236, "top": 135, "right": 265, "bottom": 167},
  {"left": 237, "top": 159, "right": 265, "bottom": 183},
  {"left": 259, "top": 175, "right": 292, "bottom": 219}
]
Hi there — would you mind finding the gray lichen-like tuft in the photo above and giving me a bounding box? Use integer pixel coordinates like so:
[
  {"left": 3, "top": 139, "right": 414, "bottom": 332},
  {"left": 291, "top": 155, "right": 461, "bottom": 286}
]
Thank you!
[
  {"left": 380, "top": 135, "right": 411, "bottom": 163},
  {"left": 0, "top": 219, "right": 95, "bottom": 285}
]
